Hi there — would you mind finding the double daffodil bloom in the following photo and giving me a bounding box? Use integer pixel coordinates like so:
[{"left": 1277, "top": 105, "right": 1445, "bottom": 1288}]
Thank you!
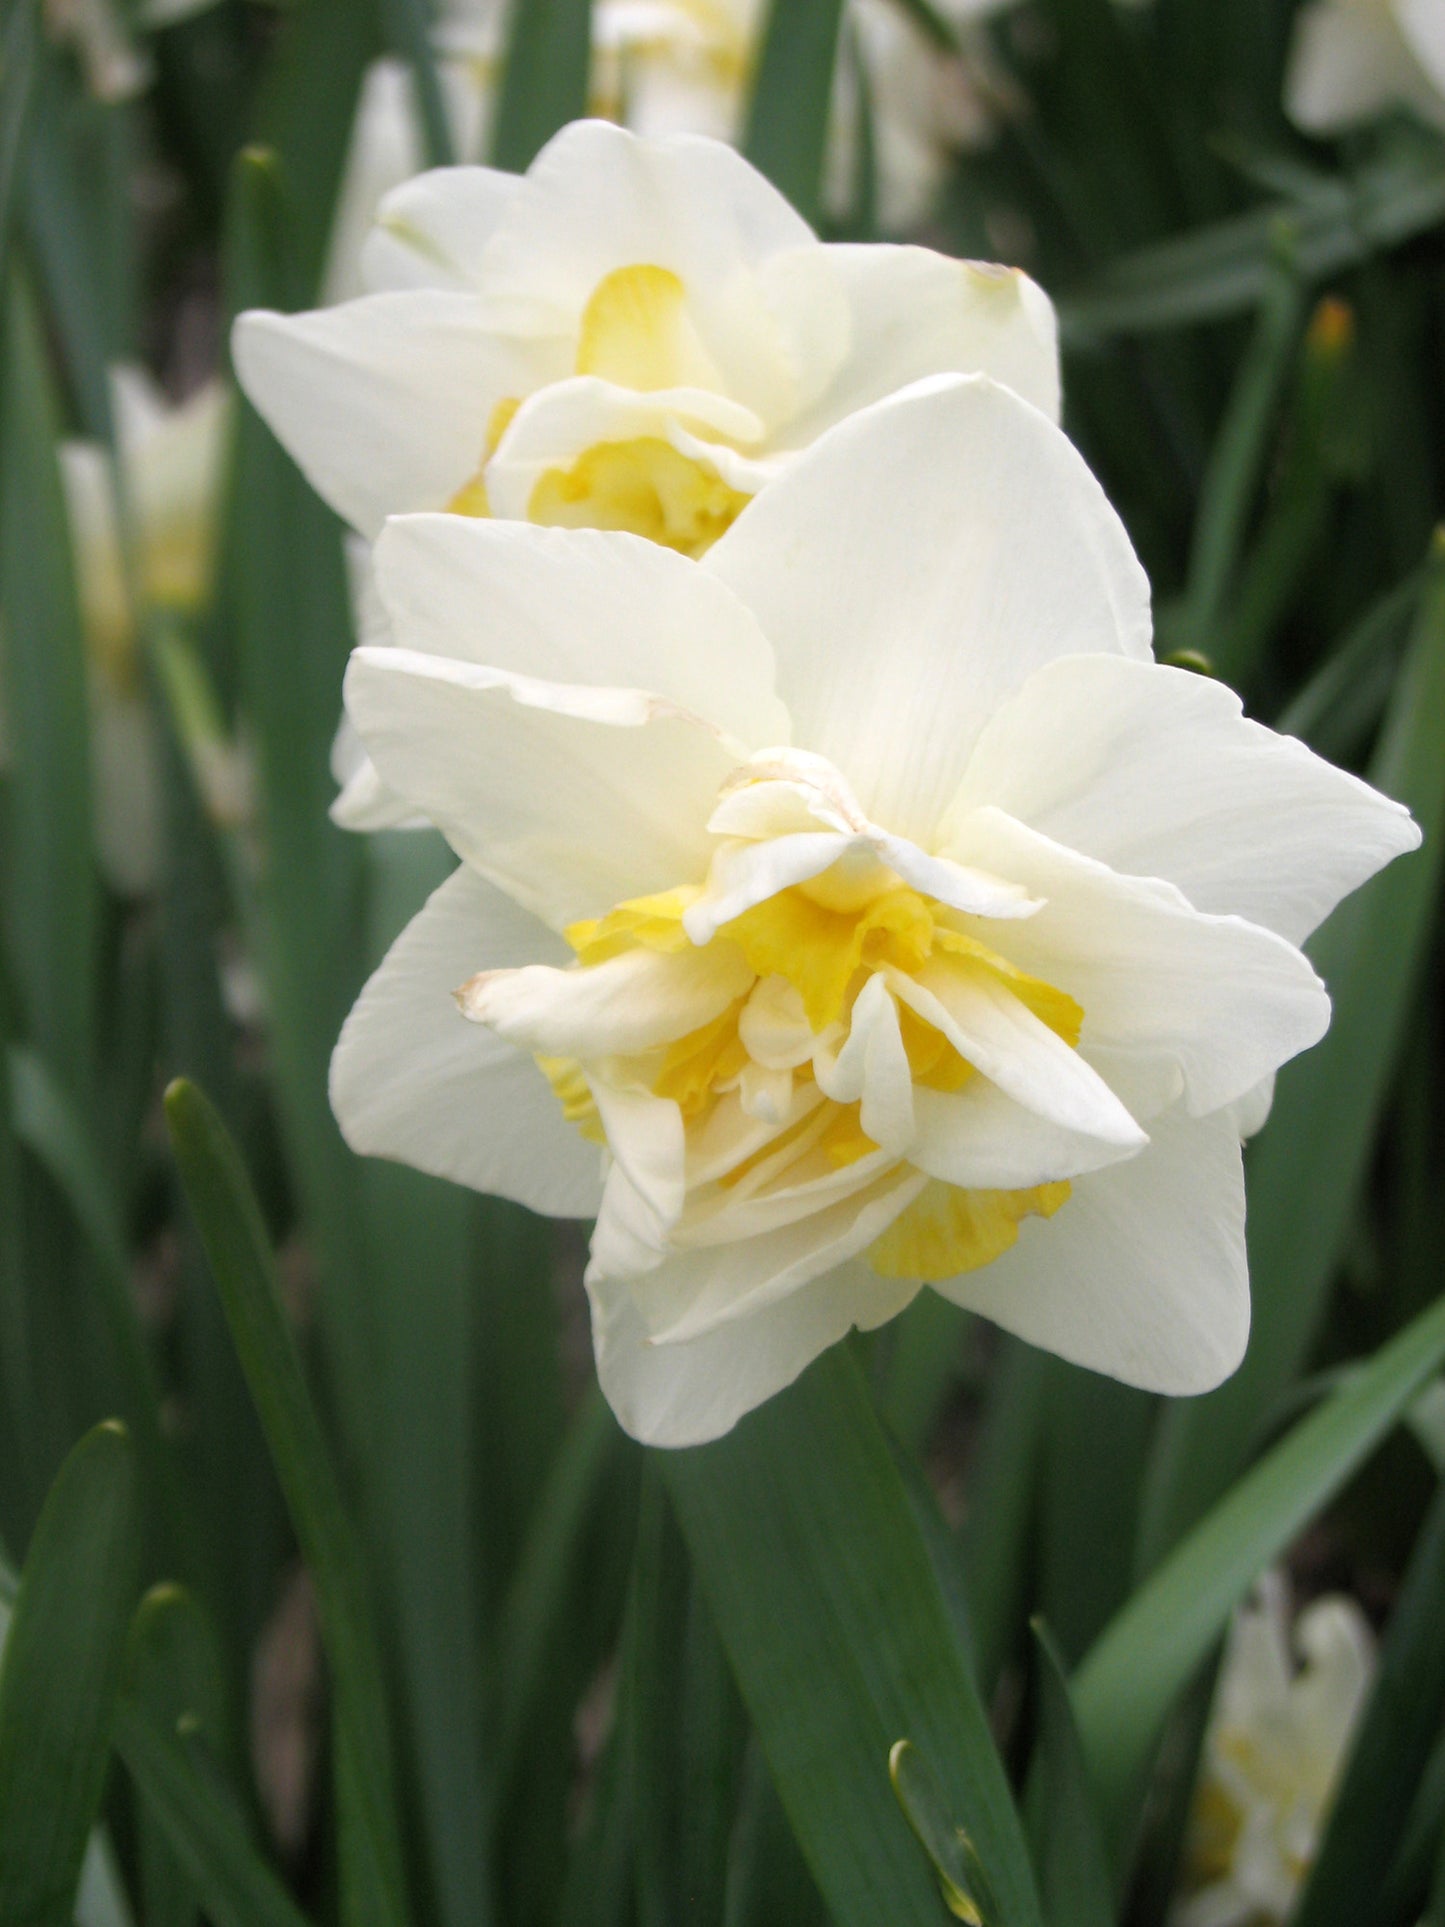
[
  {"left": 328, "top": 376, "right": 1417, "bottom": 1445},
  {"left": 58, "top": 368, "right": 229, "bottom": 895},
  {"left": 235, "top": 121, "right": 1058, "bottom": 826},
  {"left": 1286, "top": 0, "right": 1445, "bottom": 134},
  {"left": 1174, "top": 1571, "right": 1375, "bottom": 1927}
]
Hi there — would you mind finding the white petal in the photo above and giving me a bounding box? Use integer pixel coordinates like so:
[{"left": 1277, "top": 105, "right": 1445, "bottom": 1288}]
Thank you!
[
  {"left": 888, "top": 959, "right": 1147, "bottom": 1147},
  {"left": 784, "top": 244, "right": 1060, "bottom": 441},
  {"left": 589, "top": 1254, "right": 918, "bottom": 1445},
  {"left": 363, "top": 162, "right": 522, "bottom": 293},
  {"left": 949, "top": 654, "right": 1419, "bottom": 946},
  {"left": 484, "top": 375, "right": 771, "bottom": 517},
  {"left": 330, "top": 865, "right": 602, "bottom": 1216},
  {"left": 1399, "top": 0, "right": 1445, "bottom": 95},
  {"left": 910, "top": 1081, "right": 1145, "bottom": 1190},
  {"left": 946, "top": 809, "right": 1332, "bottom": 1120},
  {"left": 344, "top": 645, "right": 737, "bottom": 927},
  {"left": 590, "top": 1081, "right": 688, "bottom": 1266},
  {"left": 703, "top": 375, "right": 1153, "bottom": 845},
  {"left": 1285, "top": 0, "right": 1423, "bottom": 131},
  {"left": 230, "top": 294, "right": 567, "bottom": 539},
  {"left": 372, "top": 513, "right": 789, "bottom": 749},
  {"left": 460, "top": 942, "right": 752, "bottom": 1057},
  {"left": 814, "top": 973, "right": 915, "bottom": 1154},
  {"left": 475, "top": 120, "right": 822, "bottom": 424},
  {"left": 939, "top": 1105, "right": 1249, "bottom": 1395}
]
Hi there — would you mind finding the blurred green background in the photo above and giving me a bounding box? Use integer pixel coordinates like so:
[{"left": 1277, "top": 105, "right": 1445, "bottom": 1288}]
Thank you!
[{"left": 1, "top": 0, "right": 1444, "bottom": 1922}]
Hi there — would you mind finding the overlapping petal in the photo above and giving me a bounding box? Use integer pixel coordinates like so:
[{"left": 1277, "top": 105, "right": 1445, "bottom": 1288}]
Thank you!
[{"left": 703, "top": 375, "right": 1152, "bottom": 845}]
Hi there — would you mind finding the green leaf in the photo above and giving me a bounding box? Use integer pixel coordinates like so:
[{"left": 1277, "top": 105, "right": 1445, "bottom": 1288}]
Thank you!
[
  {"left": 1292, "top": 1477, "right": 1445, "bottom": 1927},
  {"left": 962, "top": 1339, "right": 1049, "bottom": 1696},
  {"left": 0, "top": 0, "right": 39, "bottom": 279},
  {"left": 1023, "top": 1625, "right": 1116, "bottom": 1927},
  {"left": 1073, "top": 1285, "right": 1445, "bottom": 1852},
  {"left": 1060, "top": 144, "right": 1445, "bottom": 338},
  {"left": 114, "top": 1697, "right": 314, "bottom": 1927},
  {"left": 887, "top": 1740, "right": 997, "bottom": 1924},
  {"left": 664, "top": 1345, "right": 1043, "bottom": 1927},
  {"left": 0, "top": 268, "right": 97, "bottom": 1101},
  {"left": 163, "top": 1078, "right": 411, "bottom": 1927},
  {"left": 490, "top": 0, "right": 591, "bottom": 173},
  {"left": 6, "top": 1047, "right": 192, "bottom": 1556},
  {"left": 743, "top": 0, "right": 846, "bottom": 228},
  {"left": 1138, "top": 534, "right": 1445, "bottom": 1569},
  {"left": 0, "top": 1421, "right": 140, "bottom": 1927},
  {"left": 373, "top": 0, "right": 454, "bottom": 168}
]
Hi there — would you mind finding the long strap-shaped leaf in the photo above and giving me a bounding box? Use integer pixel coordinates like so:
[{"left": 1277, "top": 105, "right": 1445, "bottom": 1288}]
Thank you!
[
  {"left": 490, "top": 0, "right": 591, "bottom": 172},
  {"left": 0, "top": 1422, "right": 139, "bottom": 1927},
  {"left": 743, "top": 0, "right": 846, "bottom": 229},
  {"left": 665, "top": 1344, "right": 1043, "bottom": 1927},
  {"left": 1073, "top": 1285, "right": 1445, "bottom": 1854},
  {"left": 164, "top": 1078, "right": 411, "bottom": 1927}
]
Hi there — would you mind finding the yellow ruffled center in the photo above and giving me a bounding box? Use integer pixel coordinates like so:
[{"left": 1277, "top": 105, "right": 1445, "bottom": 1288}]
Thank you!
[
  {"left": 446, "top": 264, "right": 750, "bottom": 557},
  {"left": 543, "top": 867, "right": 1082, "bottom": 1284}
]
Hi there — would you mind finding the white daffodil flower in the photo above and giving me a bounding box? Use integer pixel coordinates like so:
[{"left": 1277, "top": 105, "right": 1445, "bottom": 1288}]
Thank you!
[
  {"left": 236, "top": 119, "right": 1059, "bottom": 829},
  {"left": 1286, "top": 0, "right": 1445, "bottom": 135},
  {"left": 1173, "top": 1570, "right": 1376, "bottom": 1927},
  {"left": 326, "top": 375, "right": 1418, "bottom": 1446},
  {"left": 58, "top": 368, "right": 229, "bottom": 894}
]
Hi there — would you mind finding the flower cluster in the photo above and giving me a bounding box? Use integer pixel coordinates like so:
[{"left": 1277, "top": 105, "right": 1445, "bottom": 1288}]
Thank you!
[{"left": 236, "top": 122, "right": 1418, "bottom": 1446}]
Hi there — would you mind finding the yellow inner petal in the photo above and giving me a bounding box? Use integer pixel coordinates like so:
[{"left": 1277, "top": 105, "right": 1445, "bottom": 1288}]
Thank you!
[
  {"left": 868, "top": 1178, "right": 1071, "bottom": 1283},
  {"left": 575, "top": 263, "right": 717, "bottom": 392},
  {"left": 533, "top": 863, "right": 1090, "bottom": 1286},
  {"left": 528, "top": 437, "right": 749, "bottom": 558}
]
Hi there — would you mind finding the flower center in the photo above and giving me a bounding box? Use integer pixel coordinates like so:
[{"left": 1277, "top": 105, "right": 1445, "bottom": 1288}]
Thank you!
[
  {"left": 532, "top": 862, "right": 1078, "bottom": 1283},
  {"left": 445, "top": 263, "right": 750, "bottom": 556}
]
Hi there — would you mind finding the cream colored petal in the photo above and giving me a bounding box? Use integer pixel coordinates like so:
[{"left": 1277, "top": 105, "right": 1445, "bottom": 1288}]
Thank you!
[
  {"left": 950, "top": 653, "right": 1419, "bottom": 946},
  {"left": 784, "top": 243, "right": 1060, "bottom": 441},
  {"left": 946, "top": 809, "right": 1332, "bottom": 1121},
  {"left": 372, "top": 513, "right": 789, "bottom": 749},
  {"left": 231, "top": 294, "right": 567, "bottom": 539},
  {"left": 460, "top": 941, "right": 752, "bottom": 1057},
  {"left": 589, "top": 1253, "right": 918, "bottom": 1445},
  {"left": 329, "top": 864, "right": 603, "bottom": 1216},
  {"left": 363, "top": 160, "right": 525, "bottom": 295},
  {"left": 940, "top": 1105, "right": 1249, "bottom": 1396},
  {"left": 344, "top": 644, "right": 737, "bottom": 926},
  {"left": 703, "top": 375, "right": 1152, "bottom": 847}
]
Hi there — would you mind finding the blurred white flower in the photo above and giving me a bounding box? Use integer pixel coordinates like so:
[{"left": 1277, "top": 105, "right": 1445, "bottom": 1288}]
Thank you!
[
  {"left": 44, "top": 0, "right": 224, "bottom": 100},
  {"left": 326, "top": 375, "right": 1417, "bottom": 1445},
  {"left": 237, "top": 119, "right": 1059, "bottom": 828},
  {"left": 1286, "top": 0, "right": 1445, "bottom": 134},
  {"left": 59, "top": 368, "right": 229, "bottom": 894},
  {"left": 1173, "top": 1570, "right": 1376, "bottom": 1927}
]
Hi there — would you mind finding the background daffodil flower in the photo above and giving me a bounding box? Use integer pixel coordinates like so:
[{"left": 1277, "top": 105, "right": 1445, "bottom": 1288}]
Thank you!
[
  {"left": 235, "top": 119, "right": 1059, "bottom": 830},
  {"left": 53, "top": 368, "right": 229, "bottom": 896},
  {"left": 326, "top": 376, "right": 1418, "bottom": 1446},
  {"left": 1173, "top": 1569, "right": 1375, "bottom": 1927}
]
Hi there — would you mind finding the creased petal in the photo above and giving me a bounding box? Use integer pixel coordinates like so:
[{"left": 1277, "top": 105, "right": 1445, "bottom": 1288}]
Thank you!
[
  {"left": 910, "top": 1081, "right": 1146, "bottom": 1190},
  {"left": 364, "top": 162, "right": 523, "bottom": 293},
  {"left": 344, "top": 645, "right": 737, "bottom": 927},
  {"left": 590, "top": 1255, "right": 919, "bottom": 1446},
  {"left": 940, "top": 1105, "right": 1249, "bottom": 1395},
  {"left": 372, "top": 513, "right": 789, "bottom": 750},
  {"left": 949, "top": 654, "right": 1419, "bottom": 945},
  {"left": 703, "top": 375, "right": 1153, "bottom": 845},
  {"left": 946, "top": 809, "right": 1332, "bottom": 1120},
  {"left": 784, "top": 243, "right": 1060, "bottom": 440},
  {"left": 230, "top": 294, "right": 566, "bottom": 539},
  {"left": 330, "top": 865, "right": 602, "bottom": 1215},
  {"left": 460, "top": 942, "right": 752, "bottom": 1057}
]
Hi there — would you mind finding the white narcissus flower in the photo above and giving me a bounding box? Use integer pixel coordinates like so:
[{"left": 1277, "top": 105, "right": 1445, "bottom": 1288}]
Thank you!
[
  {"left": 1173, "top": 1570, "right": 1375, "bottom": 1927},
  {"left": 236, "top": 119, "right": 1059, "bottom": 830},
  {"left": 1286, "top": 0, "right": 1445, "bottom": 134},
  {"left": 326, "top": 376, "right": 1418, "bottom": 1446},
  {"left": 59, "top": 368, "right": 229, "bottom": 895}
]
